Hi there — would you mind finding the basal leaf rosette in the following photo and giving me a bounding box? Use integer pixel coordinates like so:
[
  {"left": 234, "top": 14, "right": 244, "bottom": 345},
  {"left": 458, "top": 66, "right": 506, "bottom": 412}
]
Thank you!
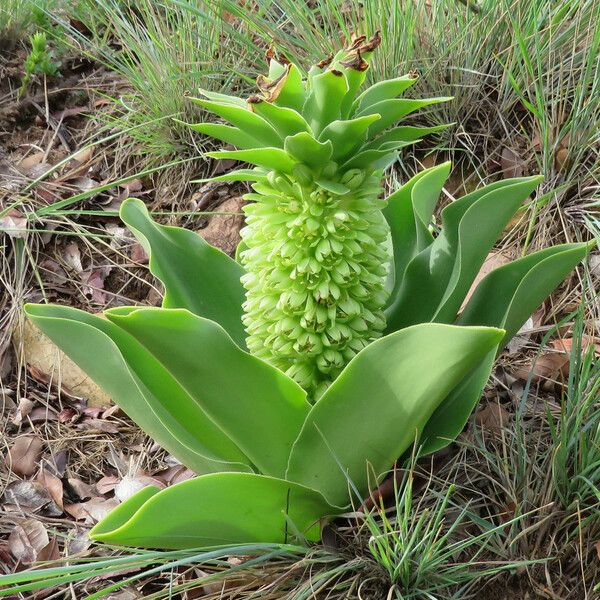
[{"left": 24, "top": 301, "right": 504, "bottom": 548}]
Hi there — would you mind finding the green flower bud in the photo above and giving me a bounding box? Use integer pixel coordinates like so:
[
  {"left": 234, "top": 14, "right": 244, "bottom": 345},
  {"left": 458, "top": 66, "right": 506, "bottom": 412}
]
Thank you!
[
  {"left": 321, "top": 161, "right": 338, "bottom": 179},
  {"left": 240, "top": 167, "right": 390, "bottom": 398},
  {"left": 292, "top": 163, "right": 314, "bottom": 187},
  {"left": 340, "top": 168, "right": 366, "bottom": 189}
]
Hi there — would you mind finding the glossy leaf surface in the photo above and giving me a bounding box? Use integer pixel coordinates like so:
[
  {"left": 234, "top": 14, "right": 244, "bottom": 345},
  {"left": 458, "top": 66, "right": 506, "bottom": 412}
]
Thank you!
[
  {"left": 385, "top": 177, "right": 542, "bottom": 332},
  {"left": 189, "top": 98, "right": 281, "bottom": 146},
  {"left": 384, "top": 163, "right": 450, "bottom": 297},
  {"left": 24, "top": 305, "right": 251, "bottom": 474},
  {"left": 420, "top": 242, "right": 589, "bottom": 454},
  {"left": 459, "top": 242, "right": 590, "bottom": 346},
  {"left": 105, "top": 307, "right": 311, "bottom": 478},
  {"left": 206, "top": 148, "right": 296, "bottom": 174},
  {"left": 120, "top": 198, "right": 247, "bottom": 348},
  {"left": 286, "top": 323, "right": 504, "bottom": 506},
  {"left": 91, "top": 473, "right": 333, "bottom": 549}
]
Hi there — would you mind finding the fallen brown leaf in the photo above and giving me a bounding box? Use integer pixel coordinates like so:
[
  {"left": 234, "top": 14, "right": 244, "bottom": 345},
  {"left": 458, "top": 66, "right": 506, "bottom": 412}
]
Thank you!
[
  {"left": 37, "top": 468, "right": 64, "bottom": 511},
  {"left": 16, "top": 319, "right": 112, "bottom": 407},
  {"left": 3, "top": 480, "right": 52, "bottom": 512},
  {"left": 130, "top": 242, "right": 149, "bottom": 264},
  {"left": 70, "top": 176, "right": 99, "bottom": 192},
  {"left": 11, "top": 397, "right": 34, "bottom": 426},
  {"left": 96, "top": 475, "right": 119, "bottom": 495},
  {"left": 6, "top": 435, "right": 43, "bottom": 477},
  {"left": 17, "top": 151, "right": 46, "bottom": 172},
  {"left": 71, "top": 146, "right": 94, "bottom": 164},
  {"left": 67, "top": 477, "right": 95, "bottom": 501},
  {"left": 63, "top": 242, "right": 83, "bottom": 272},
  {"left": 512, "top": 352, "right": 570, "bottom": 383},
  {"left": 58, "top": 407, "right": 80, "bottom": 424},
  {"left": 500, "top": 146, "right": 524, "bottom": 179},
  {"left": 120, "top": 178, "right": 142, "bottom": 192},
  {"left": 67, "top": 529, "right": 92, "bottom": 555},
  {"left": 554, "top": 134, "right": 571, "bottom": 172},
  {"left": 37, "top": 536, "right": 60, "bottom": 562},
  {"left": 65, "top": 497, "right": 119, "bottom": 524},
  {"left": 155, "top": 465, "right": 195, "bottom": 486},
  {"left": 549, "top": 336, "right": 600, "bottom": 357},
  {"left": 81, "top": 266, "right": 112, "bottom": 304},
  {"left": 0, "top": 210, "right": 28, "bottom": 239},
  {"left": 554, "top": 147, "right": 569, "bottom": 171},
  {"left": 77, "top": 418, "right": 119, "bottom": 433},
  {"left": 8, "top": 519, "right": 49, "bottom": 564},
  {"left": 474, "top": 401, "right": 510, "bottom": 433}
]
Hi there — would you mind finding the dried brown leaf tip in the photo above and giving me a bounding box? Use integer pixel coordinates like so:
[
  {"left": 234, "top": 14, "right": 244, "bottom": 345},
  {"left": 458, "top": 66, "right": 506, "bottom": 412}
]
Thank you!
[
  {"left": 316, "top": 55, "right": 333, "bottom": 69},
  {"left": 346, "top": 30, "right": 381, "bottom": 54},
  {"left": 256, "top": 65, "right": 290, "bottom": 103},
  {"left": 340, "top": 51, "right": 368, "bottom": 72},
  {"left": 339, "top": 31, "right": 381, "bottom": 71},
  {"left": 265, "top": 46, "right": 289, "bottom": 66}
]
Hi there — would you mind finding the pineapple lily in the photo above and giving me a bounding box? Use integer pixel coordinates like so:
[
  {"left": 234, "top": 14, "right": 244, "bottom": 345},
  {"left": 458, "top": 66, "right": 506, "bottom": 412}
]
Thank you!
[
  {"left": 191, "top": 33, "right": 448, "bottom": 398},
  {"left": 23, "top": 35, "right": 589, "bottom": 550}
]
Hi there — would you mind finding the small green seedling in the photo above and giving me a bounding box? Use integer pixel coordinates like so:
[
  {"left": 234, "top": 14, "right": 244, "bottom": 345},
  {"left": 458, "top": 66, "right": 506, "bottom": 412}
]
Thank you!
[{"left": 20, "top": 32, "right": 60, "bottom": 97}]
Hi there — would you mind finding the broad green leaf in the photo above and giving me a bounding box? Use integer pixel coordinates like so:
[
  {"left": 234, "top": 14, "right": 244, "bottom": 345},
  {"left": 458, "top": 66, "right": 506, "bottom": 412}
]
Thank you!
[
  {"left": 433, "top": 176, "right": 543, "bottom": 323},
  {"left": 410, "top": 165, "right": 450, "bottom": 250},
  {"left": 318, "top": 114, "right": 381, "bottom": 160},
  {"left": 194, "top": 168, "right": 268, "bottom": 184},
  {"left": 268, "top": 59, "right": 287, "bottom": 80},
  {"left": 90, "top": 473, "right": 333, "bottom": 549},
  {"left": 315, "top": 179, "right": 350, "bottom": 195},
  {"left": 363, "top": 124, "right": 451, "bottom": 151},
  {"left": 352, "top": 75, "right": 418, "bottom": 115},
  {"left": 120, "top": 199, "right": 247, "bottom": 348},
  {"left": 196, "top": 88, "right": 247, "bottom": 108},
  {"left": 271, "top": 64, "right": 305, "bottom": 112},
  {"left": 342, "top": 148, "right": 397, "bottom": 170},
  {"left": 105, "top": 307, "right": 311, "bottom": 478},
  {"left": 284, "top": 132, "right": 333, "bottom": 168},
  {"left": 185, "top": 122, "right": 261, "bottom": 150},
  {"left": 304, "top": 69, "right": 349, "bottom": 134},
  {"left": 91, "top": 486, "right": 160, "bottom": 538},
  {"left": 189, "top": 98, "right": 281, "bottom": 146},
  {"left": 206, "top": 148, "right": 296, "bottom": 174},
  {"left": 249, "top": 100, "right": 310, "bottom": 138},
  {"left": 420, "top": 350, "right": 496, "bottom": 455},
  {"left": 339, "top": 62, "right": 370, "bottom": 119},
  {"left": 385, "top": 177, "right": 541, "bottom": 332},
  {"left": 24, "top": 305, "right": 250, "bottom": 474},
  {"left": 362, "top": 97, "right": 452, "bottom": 137},
  {"left": 419, "top": 243, "right": 589, "bottom": 456},
  {"left": 459, "top": 242, "right": 590, "bottom": 347},
  {"left": 384, "top": 163, "right": 450, "bottom": 308},
  {"left": 286, "top": 323, "right": 504, "bottom": 506}
]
